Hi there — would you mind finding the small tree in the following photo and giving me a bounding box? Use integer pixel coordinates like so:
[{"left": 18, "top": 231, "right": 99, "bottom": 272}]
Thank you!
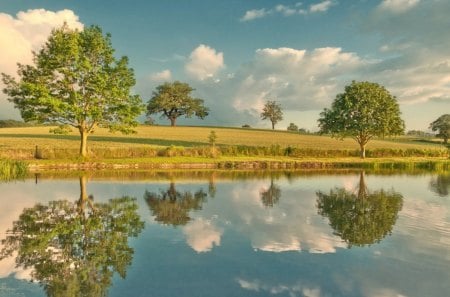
[
  {"left": 318, "top": 81, "right": 404, "bottom": 158},
  {"left": 147, "top": 81, "right": 209, "bottom": 126},
  {"left": 261, "top": 100, "right": 283, "bottom": 130},
  {"left": 2, "top": 24, "right": 143, "bottom": 157},
  {"left": 287, "top": 123, "right": 299, "bottom": 132},
  {"left": 429, "top": 114, "right": 450, "bottom": 144}
]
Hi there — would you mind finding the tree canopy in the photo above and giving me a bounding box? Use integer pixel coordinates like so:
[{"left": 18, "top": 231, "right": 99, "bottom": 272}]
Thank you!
[
  {"left": 144, "top": 182, "right": 208, "bottom": 226},
  {"left": 261, "top": 100, "right": 283, "bottom": 130},
  {"left": 318, "top": 81, "right": 404, "bottom": 158},
  {"left": 316, "top": 172, "right": 403, "bottom": 247},
  {"left": 429, "top": 114, "right": 450, "bottom": 144},
  {"left": 147, "top": 81, "right": 209, "bottom": 126},
  {"left": 0, "top": 176, "right": 144, "bottom": 297},
  {"left": 1, "top": 24, "right": 144, "bottom": 157}
]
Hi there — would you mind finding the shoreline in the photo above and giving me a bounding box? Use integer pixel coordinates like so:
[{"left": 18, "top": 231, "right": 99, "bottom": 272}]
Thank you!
[{"left": 25, "top": 157, "right": 450, "bottom": 172}]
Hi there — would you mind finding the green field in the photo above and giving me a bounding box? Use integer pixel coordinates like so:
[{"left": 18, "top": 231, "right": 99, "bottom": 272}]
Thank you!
[{"left": 0, "top": 125, "right": 447, "bottom": 160}]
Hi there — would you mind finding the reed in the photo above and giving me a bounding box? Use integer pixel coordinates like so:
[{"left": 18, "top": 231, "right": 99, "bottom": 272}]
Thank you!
[{"left": 0, "top": 159, "right": 28, "bottom": 181}]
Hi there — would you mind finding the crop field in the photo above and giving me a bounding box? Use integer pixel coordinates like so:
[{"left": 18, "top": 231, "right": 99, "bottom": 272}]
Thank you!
[{"left": 0, "top": 125, "right": 447, "bottom": 160}]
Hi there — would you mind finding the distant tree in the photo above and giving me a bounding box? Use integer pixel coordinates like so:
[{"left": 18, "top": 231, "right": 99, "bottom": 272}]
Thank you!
[
  {"left": 261, "top": 100, "right": 283, "bottom": 130},
  {"left": 298, "top": 128, "right": 309, "bottom": 134},
  {"left": 147, "top": 81, "right": 209, "bottom": 126},
  {"left": 318, "top": 81, "right": 404, "bottom": 158},
  {"left": 429, "top": 114, "right": 450, "bottom": 144},
  {"left": 242, "top": 124, "right": 251, "bottom": 128},
  {"left": 260, "top": 179, "right": 282, "bottom": 207},
  {"left": 144, "top": 182, "right": 208, "bottom": 226},
  {"left": 429, "top": 174, "right": 450, "bottom": 197},
  {"left": 287, "top": 123, "right": 299, "bottom": 132},
  {"left": 1, "top": 24, "right": 144, "bottom": 157}
]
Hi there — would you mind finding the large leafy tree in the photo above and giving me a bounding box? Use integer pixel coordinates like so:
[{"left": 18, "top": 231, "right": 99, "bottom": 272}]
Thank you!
[
  {"left": 261, "top": 100, "right": 283, "bottom": 130},
  {"left": 144, "top": 182, "right": 208, "bottom": 226},
  {"left": 0, "top": 176, "right": 144, "bottom": 297},
  {"left": 429, "top": 114, "right": 450, "bottom": 144},
  {"left": 1, "top": 24, "right": 144, "bottom": 157},
  {"left": 316, "top": 172, "right": 403, "bottom": 247},
  {"left": 318, "top": 81, "right": 404, "bottom": 158},
  {"left": 147, "top": 81, "right": 209, "bottom": 126}
]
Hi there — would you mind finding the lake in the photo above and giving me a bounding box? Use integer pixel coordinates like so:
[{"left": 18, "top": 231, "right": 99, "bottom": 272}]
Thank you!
[{"left": 0, "top": 170, "right": 449, "bottom": 297}]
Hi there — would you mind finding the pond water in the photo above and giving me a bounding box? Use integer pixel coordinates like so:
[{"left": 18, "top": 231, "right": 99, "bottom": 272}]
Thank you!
[{"left": 0, "top": 171, "right": 449, "bottom": 297}]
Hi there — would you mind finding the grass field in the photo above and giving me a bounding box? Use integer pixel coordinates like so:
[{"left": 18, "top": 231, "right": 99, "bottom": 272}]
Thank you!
[{"left": 0, "top": 125, "right": 448, "bottom": 161}]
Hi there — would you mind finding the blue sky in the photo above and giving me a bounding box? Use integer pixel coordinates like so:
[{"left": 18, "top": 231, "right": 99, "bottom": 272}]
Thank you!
[{"left": 0, "top": 0, "right": 449, "bottom": 131}]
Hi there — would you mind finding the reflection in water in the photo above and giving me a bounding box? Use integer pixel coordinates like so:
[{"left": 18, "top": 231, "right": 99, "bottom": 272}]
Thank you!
[
  {"left": 260, "top": 179, "right": 281, "bottom": 208},
  {"left": 144, "top": 182, "right": 208, "bottom": 226},
  {"left": 316, "top": 172, "right": 403, "bottom": 247},
  {"left": 429, "top": 174, "right": 450, "bottom": 197},
  {"left": 0, "top": 176, "right": 144, "bottom": 297}
]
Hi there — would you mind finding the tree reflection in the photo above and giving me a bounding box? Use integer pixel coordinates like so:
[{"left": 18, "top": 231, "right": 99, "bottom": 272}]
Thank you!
[
  {"left": 144, "top": 182, "right": 207, "bottom": 226},
  {"left": 260, "top": 179, "right": 282, "bottom": 208},
  {"left": 0, "top": 175, "right": 144, "bottom": 297},
  {"left": 316, "top": 172, "right": 403, "bottom": 247},
  {"left": 429, "top": 174, "right": 450, "bottom": 197}
]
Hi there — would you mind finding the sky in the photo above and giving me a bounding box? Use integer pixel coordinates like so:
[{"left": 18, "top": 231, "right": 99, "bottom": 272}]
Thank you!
[{"left": 0, "top": 0, "right": 449, "bottom": 131}]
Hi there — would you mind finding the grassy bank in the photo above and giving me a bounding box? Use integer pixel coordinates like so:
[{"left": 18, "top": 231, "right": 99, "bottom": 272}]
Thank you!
[
  {"left": 0, "top": 159, "right": 28, "bottom": 180},
  {"left": 0, "top": 125, "right": 448, "bottom": 172}
]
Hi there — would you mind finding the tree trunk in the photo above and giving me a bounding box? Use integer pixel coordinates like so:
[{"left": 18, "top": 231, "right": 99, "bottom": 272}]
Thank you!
[
  {"left": 79, "top": 129, "right": 88, "bottom": 157},
  {"left": 271, "top": 122, "right": 275, "bottom": 130},
  {"left": 170, "top": 117, "right": 176, "bottom": 127},
  {"left": 359, "top": 142, "right": 366, "bottom": 159},
  {"left": 78, "top": 175, "right": 88, "bottom": 214}
]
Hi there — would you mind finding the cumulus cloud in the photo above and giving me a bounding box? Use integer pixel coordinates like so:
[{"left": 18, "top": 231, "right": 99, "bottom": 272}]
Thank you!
[
  {"left": 230, "top": 47, "right": 365, "bottom": 114},
  {"left": 185, "top": 44, "right": 224, "bottom": 80},
  {"left": 240, "top": 1, "right": 337, "bottom": 21},
  {"left": 0, "top": 9, "right": 83, "bottom": 120},
  {"left": 378, "top": 0, "right": 421, "bottom": 13},
  {"left": 150, "top": 69, "right": 172, "bottom": 82},
  {"left": 240, "top": 8, "right": 270, "bottom": 22},
  {"left": 183, "top": 218, "right": 222, "bottom": 253},
  {"left": 310, "top": 0, "right": 336, "bottom": 13}
]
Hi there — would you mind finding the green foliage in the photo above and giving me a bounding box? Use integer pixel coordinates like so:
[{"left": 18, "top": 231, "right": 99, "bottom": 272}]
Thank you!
[
  {"left": 0, "top": 159, "right": 28, "bottom": 181},
  {"left": 317, "top": 172, "right": 403, "bottom": 247},
  {"left": 0, "top": 119, "right": 30, "bottom": 128},
  {"left": 260, "top": 179, "right": 281, "bottom": 207},
  {"left": 429, "top": 114, "right": 450, "bottom": 144},
  {"left": 0, "top": 177, "right": 144, "bottom": 296},
  {"left": 261, "top": 100, "right": 283, "bottom": 130},
  {"left": 1, "top": 24, "right": 144, "bottom": 157},
  {"left": 49, "top": 124, "right": 72, "bottom": 135},
  {"left": 287, "top": 123, "right": 299, "bottom": 131},
  {"left": 429, "top": 173, "right": 450, "bottom": 197},
  {"left": 147, "top": 81, "right": 209, "bottom": 126},
  {"left": 208, "top": 130, "right": 217, "bottom": 146},
  {"left": 318, "top": 81, "right": 405, "bottom": 158},
  {"left": 144, "top": 182, "right": 208, "bottom": 226}
]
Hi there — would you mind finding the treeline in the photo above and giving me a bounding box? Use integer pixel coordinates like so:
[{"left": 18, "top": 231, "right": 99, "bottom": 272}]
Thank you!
[{"left": 0, "top": 119, "right": 31, "bottom": 128}]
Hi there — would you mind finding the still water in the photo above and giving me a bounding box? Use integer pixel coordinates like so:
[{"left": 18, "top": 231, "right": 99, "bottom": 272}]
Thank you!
[{"left": 0, "top": 171, "right": 449, "bottom": 297}]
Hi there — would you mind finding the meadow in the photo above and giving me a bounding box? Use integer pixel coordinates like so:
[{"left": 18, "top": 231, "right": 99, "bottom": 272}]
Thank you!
[{"left": 0, "top": 125, "right": 447, "bottom": 161}]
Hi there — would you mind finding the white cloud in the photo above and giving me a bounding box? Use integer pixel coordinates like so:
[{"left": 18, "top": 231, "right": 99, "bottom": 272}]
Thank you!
[
  {"left": 378, "top": 0, "right": 420, "bottom": 13},
  {"left": 240, "top": 1, "right": 337, "bottom": 22},
  {"left": 310, "top": 0, "right": 336, "bottom": 13},
  {"left": 150, "top": 69, "right": 172, "bottom": 82},
  {"left": 0, "top": 9, "right": 83, "bottom": 120},
  {"left": 230, "top": 47, "right": 365, "bottom": 114},
  {"left": 240, "top": 8, "right": 270, "bottom": 22},
  {"left": 185, "top": 44, "right": 225, "bottom": 80},
  {"left": 183, "top": 218, "right": 222, "bottom": 253}
]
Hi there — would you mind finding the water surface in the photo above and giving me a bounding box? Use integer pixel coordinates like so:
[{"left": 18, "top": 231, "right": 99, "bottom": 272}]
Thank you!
[{"left": 0, "top": 171, "right": 449, "bottom": 297}]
